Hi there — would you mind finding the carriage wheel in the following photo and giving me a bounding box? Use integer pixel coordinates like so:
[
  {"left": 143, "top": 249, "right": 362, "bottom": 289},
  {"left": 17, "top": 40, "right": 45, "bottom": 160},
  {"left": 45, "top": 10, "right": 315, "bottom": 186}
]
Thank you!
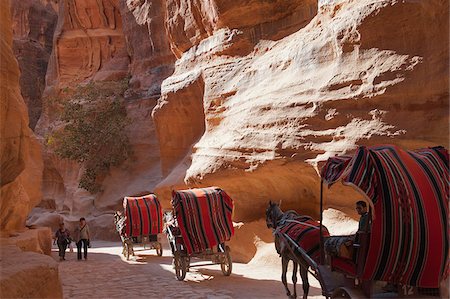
[
  {"left": 174, "top": 244, "right": 187, "bottom": 281},
  {"left": 156, "top": 243, "right": 163, "bottom": 257},
  {"left": 221, "top": 245, "right": 232, "bottom": 276},
  {"left": 174, "top": 254, "right": 187, "bottom": 281}
]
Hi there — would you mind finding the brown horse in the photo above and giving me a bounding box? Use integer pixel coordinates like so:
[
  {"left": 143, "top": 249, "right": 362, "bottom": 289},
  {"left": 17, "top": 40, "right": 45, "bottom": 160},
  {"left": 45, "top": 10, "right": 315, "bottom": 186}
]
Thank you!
[{"left": 266, "top": 201, "right": 313, "bottom": 299}]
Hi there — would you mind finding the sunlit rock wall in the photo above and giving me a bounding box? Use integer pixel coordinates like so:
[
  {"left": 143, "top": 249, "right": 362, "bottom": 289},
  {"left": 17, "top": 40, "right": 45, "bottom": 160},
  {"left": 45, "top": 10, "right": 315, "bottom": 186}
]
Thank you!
[{"left": 152, "top": 0, "right": 449, "bottom": 221}]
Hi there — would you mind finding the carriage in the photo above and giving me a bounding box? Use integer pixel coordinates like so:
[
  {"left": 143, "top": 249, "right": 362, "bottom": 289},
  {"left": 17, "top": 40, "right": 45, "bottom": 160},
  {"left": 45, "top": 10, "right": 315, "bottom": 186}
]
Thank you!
[
  {"left": 165, "top": 187, "right": 234, "bottom": 281},
  {"left": 273, "top": 145, "right": 449, "bottom": 298},
  {"left": 114, "top": 194, "right": 164, "bottom": 260}
]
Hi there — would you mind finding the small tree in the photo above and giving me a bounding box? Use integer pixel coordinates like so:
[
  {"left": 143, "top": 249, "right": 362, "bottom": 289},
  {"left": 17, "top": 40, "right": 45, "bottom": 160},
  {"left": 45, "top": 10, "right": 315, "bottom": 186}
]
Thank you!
[{"left": 50, "top": 79, "right": 132, "bottom": 193}]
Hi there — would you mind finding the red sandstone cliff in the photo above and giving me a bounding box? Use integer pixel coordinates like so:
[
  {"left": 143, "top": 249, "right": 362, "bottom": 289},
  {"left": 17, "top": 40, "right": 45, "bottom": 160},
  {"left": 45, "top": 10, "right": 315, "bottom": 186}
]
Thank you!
[
  {"left": 152, "top": 0, "right": 449, "bottom": 220},
  {"left": 1, "top": 0, "right": 62, "bottom": 297},
  {"left": 10, "top": 0, "right": 58, "bottom": 130}
]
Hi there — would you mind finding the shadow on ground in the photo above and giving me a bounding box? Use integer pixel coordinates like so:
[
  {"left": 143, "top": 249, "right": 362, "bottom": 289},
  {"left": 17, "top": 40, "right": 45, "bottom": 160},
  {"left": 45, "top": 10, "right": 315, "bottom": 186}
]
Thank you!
[{"left": 52, "top": 242, "right": 324, "bottom": 298}]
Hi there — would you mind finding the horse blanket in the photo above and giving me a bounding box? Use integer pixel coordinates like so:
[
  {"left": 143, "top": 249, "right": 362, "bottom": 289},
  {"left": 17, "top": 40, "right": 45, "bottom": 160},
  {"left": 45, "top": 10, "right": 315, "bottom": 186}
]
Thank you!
[
  {"left": 123, "top": 194, "right": 163, "bottom": 237},
  {"left": 321, "top": 145, "right": 449, "bottom": 288},
  {"left": 277, "top": 214, "right": 330, "bottom": 263},
  {"left": 172, "top": 187, "right": 234, "bottom": 254}
]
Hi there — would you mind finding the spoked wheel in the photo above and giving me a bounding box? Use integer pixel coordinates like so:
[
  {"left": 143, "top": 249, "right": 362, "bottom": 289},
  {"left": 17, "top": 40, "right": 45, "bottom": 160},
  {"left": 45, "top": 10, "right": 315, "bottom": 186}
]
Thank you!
[
  {"left": 174, "top": 244, "right": 187, "bottom": 281},
  {"left": 174, "top": 254, "right": 187, "bottom": 281},
  {"left": 221, "top": 245, "right": 232, "bottom": 276},
  {"left": 156, "top": 243, "right": 163, "bottom": 257}
]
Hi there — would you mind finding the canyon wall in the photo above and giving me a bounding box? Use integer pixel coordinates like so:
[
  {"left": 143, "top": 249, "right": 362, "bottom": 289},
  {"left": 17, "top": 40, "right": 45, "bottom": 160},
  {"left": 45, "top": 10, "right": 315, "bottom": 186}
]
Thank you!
[
  {"left": 10, "top": 0, "right": 58, "bottom": 130},
  {"left": 31, "top": 0, "right": 175, "bottom": 237},
  {"left": 152, "top": 0, "right": 449, "bottom": 220},
  {"left": 21, "top": 0, "right": 448, "bottom": 253},
  {"left": 1, "top": 0, "right": 62, "bottom": 297},
  {"left": 1, "top": 0, "right": 44, "bottom": 233}
]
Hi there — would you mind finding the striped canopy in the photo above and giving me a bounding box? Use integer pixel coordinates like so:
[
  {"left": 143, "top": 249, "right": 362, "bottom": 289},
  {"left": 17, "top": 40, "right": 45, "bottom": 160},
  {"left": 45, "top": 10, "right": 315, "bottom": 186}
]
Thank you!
[
  {"left": 172, "top": 187, "right": 234, "bottom": 254},
  {"left": 123, "top": 194, "right": 163, "bottom": 237},
  {"left": 320, "top": 145, "right": 449, "bottom": 288}
]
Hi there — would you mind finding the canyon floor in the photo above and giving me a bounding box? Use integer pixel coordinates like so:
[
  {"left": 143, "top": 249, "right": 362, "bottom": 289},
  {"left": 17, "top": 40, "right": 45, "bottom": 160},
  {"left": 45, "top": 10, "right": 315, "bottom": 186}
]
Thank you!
[{"left": 54, "top": 240, "right": 324, "bottom": 299}]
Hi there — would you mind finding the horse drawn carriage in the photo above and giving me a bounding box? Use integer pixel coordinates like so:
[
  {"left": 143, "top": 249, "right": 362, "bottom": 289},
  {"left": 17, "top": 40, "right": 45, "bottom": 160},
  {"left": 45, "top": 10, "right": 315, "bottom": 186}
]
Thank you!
[
  {"left": 114, "top": 194, "right": 164, "bottom": 260},
  {"left": 165, "top": 187, "right": 234, "bottom": 281},
  {"left": 267, "top": 145, "right": 448, "bottom": 298}
]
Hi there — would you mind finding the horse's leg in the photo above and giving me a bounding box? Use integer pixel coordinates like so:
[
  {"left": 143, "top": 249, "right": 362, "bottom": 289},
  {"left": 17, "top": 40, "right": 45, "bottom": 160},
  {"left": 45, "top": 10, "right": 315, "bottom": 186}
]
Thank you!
[
  {"left": 300, "top": 261, "right": 309, "bottom": 299},
  {"left": 292, "top": 261, "right": 298, "bottom": 298},
  {"left": 281, "top": 256, "right": 291, "bottom": 297}
]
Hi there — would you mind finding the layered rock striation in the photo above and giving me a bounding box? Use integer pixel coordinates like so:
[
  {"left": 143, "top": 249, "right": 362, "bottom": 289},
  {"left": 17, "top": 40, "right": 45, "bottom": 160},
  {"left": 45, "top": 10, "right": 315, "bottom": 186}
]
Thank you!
[
  {"left": 1, "top": 0, "right": 44, "bottom": 233},
  {"left": 1, "top": 1, "right": 62, "bottom": 297},
  {"left": 152, "top": 0, "right": 449, "bottom": 220},
  {"left": 22, "top": 0, "right": 449, "bottom": 249},
  {"left": 10, "top": 0, "right": 58, "bottom": 129}
]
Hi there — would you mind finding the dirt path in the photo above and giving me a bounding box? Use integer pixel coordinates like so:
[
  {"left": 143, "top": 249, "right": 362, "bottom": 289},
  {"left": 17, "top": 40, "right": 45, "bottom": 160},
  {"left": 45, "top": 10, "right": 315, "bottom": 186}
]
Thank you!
[{"left": 54, "top": 241, "right": 325, "bottom": 299}]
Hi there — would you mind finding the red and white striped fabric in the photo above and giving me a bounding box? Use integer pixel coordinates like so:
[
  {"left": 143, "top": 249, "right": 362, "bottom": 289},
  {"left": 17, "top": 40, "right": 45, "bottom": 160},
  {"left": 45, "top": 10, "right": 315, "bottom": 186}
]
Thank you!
[
  {"left": 321, "top": 145, "right": 449, "bottom": 288},
  {"left": 123, "top": 194, "right": 163, "bottom": 237},
  {"left": 172, "top": 187, "right": 234, "bottom": 254}
]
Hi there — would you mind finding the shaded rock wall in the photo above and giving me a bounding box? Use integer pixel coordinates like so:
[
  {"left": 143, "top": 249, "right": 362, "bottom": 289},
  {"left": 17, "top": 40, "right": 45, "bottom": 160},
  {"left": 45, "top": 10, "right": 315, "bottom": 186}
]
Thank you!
[
  {"left": 1, "top": 1, "right": 61, "bottom": 297},
  {"left": 31, "top": 0, "right": 175, "bottom": 236},
  {"left": 119, "top": 0, "right": 175, "bottom": 97},
  {"left": 10, "top": 0, "right": 58, "bottom": 129},
  {"left": 1, "top": 0, "right": 44, "bottom": 232}
]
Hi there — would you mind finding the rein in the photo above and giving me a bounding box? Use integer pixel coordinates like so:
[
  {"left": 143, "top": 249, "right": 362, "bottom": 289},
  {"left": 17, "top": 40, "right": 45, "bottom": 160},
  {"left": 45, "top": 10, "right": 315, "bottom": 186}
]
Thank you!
[{"left": 274, "top": 211, "right": 315, "bottom": 230}]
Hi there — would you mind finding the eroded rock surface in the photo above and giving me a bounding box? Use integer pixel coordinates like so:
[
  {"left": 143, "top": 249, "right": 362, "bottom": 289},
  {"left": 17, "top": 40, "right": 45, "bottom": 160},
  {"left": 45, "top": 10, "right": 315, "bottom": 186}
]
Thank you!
[
  {"left": 45, "top": 0, "right": 129, "bottom": 90},
  {"left": 10, "top": 0, "right": 58, "bottom": 129},
  {"left": 24, "top": 0, "right": 449, "bottom": 248},
  {"left": 0, "top": 228, "right": 62, "bottom": 298},
  {"left": 1, "top": 0, "right": 44, "bottom": 232},
  {"left": 1, "top": 5, "right": 60, "bottom": 295},
  {"left": 153, "top": 0, "right": 449, "bottom": 221}
]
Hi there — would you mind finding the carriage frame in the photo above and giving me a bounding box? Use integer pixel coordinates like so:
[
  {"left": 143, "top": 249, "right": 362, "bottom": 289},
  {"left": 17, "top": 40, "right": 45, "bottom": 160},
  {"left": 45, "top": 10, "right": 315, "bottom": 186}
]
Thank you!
[
  {"left": 120, "top": 234, "right": 163, "bottom": 261},
  {"left": 165, "top": 217, "right": 232, "bottom": 281},
  {"left": 166, "top": 187, "right": 234, "bottom": 281},
  {"left": 115, "top": 194, "right": 164, "bottom": 261},
  {"left": 276, "top": 145, "right": 448, "bottom": 298}
]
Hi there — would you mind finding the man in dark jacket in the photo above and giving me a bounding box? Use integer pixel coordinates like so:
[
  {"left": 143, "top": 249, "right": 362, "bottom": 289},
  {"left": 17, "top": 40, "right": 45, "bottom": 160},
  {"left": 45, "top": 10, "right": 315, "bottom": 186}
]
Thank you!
[{"left": 356, "top": 200, "right": 369, "bottom": 232}]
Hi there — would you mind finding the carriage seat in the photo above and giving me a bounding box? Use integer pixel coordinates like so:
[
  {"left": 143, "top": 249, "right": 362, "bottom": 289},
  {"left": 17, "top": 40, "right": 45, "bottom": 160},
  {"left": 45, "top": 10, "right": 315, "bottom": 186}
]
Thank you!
[
  {"left": 324, "top": 236, "right": 354, "bottom": 259},
  {"left": 331, "top": 256, "right": 356, "bottom": 277}
]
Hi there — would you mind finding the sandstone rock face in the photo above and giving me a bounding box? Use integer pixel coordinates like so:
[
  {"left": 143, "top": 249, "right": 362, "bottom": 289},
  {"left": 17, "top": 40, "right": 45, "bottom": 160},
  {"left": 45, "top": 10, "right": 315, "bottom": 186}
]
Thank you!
[
  {"left": 32, "top": 0, "right": 174, "bottom": 237},
  {"left": 165, "top": 0, "right": 318, "bottom": 57},
  {"left": 0, "top": 229, "right": 62, "bottom": 299},
  {"left": 10, "top": 0, "right": 58, "bottom": 129},
  {"left": 45, "top": 0, "right": 129, "bottom": 90},
  {"left": 27, "top": 0, "right": 448, "bottom": 249},
  {"left": 119, "top": 0, "right": 175, "bottom": 97},
  {"left": 1, "top": 0, "right": 44, "bottom": 232},
  {"left": 153, "top": 0, "right": 449, "bottom": 221}
]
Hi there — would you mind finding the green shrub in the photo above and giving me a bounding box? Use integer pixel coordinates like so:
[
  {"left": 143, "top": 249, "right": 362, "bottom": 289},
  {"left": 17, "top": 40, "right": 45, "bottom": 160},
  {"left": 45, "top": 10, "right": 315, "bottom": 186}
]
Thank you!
[{"left": 51, "top": 79, "right": 132, "bottom": 193}]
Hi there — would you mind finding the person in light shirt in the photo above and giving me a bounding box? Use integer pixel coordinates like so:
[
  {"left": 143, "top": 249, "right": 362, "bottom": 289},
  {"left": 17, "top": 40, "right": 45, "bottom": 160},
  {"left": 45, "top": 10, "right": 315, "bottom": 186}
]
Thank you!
[{"left": 74, "top": 217, "right": 90, "bottom": 260}]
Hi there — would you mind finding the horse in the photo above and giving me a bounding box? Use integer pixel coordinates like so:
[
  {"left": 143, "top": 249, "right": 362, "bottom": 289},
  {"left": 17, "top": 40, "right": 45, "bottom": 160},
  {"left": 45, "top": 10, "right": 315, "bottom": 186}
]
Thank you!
[{"left": 266, "top": 200, "right": 320, "bottom": 299}]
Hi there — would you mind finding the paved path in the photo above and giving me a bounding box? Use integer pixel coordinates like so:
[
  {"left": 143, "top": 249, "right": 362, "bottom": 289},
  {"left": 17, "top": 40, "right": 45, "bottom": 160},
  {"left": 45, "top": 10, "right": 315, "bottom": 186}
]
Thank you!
[{"left": 53, "top": 241, "right": 324, "bottom": 299}]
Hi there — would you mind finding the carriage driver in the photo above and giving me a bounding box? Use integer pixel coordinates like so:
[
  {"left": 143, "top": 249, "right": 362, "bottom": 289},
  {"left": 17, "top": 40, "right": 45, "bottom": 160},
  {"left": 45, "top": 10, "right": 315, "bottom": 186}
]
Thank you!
[
  {"left": 356, "top": 200, "right": 370, "bottom": 232},
  {"left": 325, "top": 200, "right": 371, "bottom": 259}
]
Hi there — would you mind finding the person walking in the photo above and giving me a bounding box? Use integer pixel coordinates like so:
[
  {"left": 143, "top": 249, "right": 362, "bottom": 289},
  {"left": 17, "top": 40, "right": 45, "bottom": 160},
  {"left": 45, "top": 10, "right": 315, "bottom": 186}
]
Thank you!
[
  {"left": 54, "top": 222, "right": 71, "bottom": 261},
  {"left": 74, "top": 217, "right": 90, "bottom": 261}
]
